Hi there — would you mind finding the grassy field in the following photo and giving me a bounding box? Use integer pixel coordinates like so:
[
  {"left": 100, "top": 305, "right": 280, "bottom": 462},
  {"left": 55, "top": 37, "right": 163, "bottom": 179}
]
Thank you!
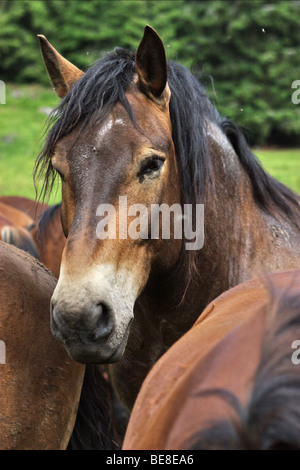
[
  {"left": 1, "top": 84, "right": 299, "bottom": 204},
  {"left": 255, "top": 148, "right": 300, "bottom": 194},
  {"left": 0, "top": 84, "right": 60, "bottom": 204}
]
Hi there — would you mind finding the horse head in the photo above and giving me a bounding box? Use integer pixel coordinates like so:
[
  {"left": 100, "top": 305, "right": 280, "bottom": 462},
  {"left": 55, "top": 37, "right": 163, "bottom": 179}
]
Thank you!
[{"left": 38, "top": 27, "right": 182, "bottom": 363}]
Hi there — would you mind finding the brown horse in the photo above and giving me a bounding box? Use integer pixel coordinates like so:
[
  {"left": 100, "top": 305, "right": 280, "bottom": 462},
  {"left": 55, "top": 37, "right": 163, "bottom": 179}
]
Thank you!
[
  {"left": 123, "top": 270, "right": 300, "bottom": 450},
  {"left": 0, "top": 201, "right": 34, "bottom": 228},
  {"left": 0, "top": 195, "right": 48, "bottom": 221},
  {"left": 0, "top": 197, "right": 65, "bottom": 278},
  {"left": 0, "top": 242, "right": 85, "bottom": 450},
  {"left": 35, "top": 26, "right": 300, "bottom": 410},
  {"left": 0, "top": 200, "right": 39, "bottom": 259}
]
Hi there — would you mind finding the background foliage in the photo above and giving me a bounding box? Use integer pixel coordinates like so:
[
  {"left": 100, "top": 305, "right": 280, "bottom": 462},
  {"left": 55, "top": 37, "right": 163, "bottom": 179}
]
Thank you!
[{"left": 0, "top": 0, "right": 300, "bottom": 147}]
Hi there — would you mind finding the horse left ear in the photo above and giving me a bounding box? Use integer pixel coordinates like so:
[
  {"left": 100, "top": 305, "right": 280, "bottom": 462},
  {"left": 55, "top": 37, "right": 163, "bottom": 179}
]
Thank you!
[
  {"left": 37, "top": 35, "right": 84, "bottom": 98},
  {"left": 135, "top": 26, "right": 170, "bottom": 106}
]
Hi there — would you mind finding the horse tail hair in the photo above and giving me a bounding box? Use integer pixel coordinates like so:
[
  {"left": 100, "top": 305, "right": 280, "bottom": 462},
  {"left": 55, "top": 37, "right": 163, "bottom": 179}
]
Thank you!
[
  {"left": 67, "top": 365, "right": 129, "bottom": 450},
  {"left": 186, "top": 278, "right": 300, "bottom": 450},
  {"left": 1, "top": 225, "right": 40, "bottom": 260}
]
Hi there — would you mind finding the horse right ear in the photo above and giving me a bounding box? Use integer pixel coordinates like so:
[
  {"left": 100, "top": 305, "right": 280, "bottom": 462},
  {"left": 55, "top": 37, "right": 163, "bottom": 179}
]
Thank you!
[
  {"left": 37, "top": 35, "right": 84, "bottom": 98},
  {"left": 135, "top": 26, "right": 170, "bottom": 107}
]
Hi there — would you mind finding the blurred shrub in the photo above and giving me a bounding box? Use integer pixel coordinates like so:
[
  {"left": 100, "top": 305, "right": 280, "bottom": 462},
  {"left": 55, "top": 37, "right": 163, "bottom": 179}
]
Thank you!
[{"left": 0, "top": 0, "right": 299, "bottom": 146}]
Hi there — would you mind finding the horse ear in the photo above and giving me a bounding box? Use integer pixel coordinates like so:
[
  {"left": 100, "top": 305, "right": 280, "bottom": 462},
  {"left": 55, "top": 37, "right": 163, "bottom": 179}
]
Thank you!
[
  {"left": 37, "top": 35, "right": 84, "bottom": 98},
  {"left": 135, "top": 26, "right": 170, "bottom": 106}
]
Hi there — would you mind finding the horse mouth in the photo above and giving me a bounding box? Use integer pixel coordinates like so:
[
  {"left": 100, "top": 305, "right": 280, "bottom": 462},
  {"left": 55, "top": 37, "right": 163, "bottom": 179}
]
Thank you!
[{"left": 51, "top": 315, "right": 133, "bottom": 365}]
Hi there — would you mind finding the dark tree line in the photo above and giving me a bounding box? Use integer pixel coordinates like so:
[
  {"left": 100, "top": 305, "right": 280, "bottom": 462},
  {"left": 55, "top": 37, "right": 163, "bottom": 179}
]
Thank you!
[{"left": 0, "top": 1, "right": 300, "bottom": 146}]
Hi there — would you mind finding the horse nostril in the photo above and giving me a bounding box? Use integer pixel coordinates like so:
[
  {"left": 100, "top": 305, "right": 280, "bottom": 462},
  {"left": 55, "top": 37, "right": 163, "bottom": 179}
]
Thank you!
[
  {"left": 92, "top": 301, "right": 114, "bottom": 340},
  {"left": 50, "top": 298, "right": 115, "bottom": 342}
]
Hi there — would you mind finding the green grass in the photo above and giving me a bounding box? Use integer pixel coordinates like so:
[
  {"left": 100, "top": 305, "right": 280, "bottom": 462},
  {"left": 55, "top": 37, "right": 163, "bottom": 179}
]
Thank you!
[
  {"left": 0, "top": 83, "right": 61, "bottom": 204},
  {"left": 1, "top": 84, "right": 299, "bottom": 204},
  {"left": 255, "top": 148, "right": 300, "bottom": 194}
]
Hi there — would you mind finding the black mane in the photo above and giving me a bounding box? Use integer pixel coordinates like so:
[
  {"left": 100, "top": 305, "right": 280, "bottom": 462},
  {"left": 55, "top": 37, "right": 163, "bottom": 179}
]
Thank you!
[{"left": 34, "top": 47, "right": 300, "bottom": 226}]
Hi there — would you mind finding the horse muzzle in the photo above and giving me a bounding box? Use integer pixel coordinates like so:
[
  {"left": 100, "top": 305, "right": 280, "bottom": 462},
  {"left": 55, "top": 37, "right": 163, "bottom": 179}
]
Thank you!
[{"left": 50, "top": 296, "right": 133, "bottom": 363}]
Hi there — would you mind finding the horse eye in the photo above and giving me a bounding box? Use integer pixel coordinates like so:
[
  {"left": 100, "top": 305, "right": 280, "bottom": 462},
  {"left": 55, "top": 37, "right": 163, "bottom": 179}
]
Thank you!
[{"left": 139, "top": 157, "right": 164, "bottom": 176}]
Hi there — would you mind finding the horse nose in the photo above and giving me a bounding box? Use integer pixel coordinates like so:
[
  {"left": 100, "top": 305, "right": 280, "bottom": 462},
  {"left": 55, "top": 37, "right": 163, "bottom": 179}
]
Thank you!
[{"left": 50, "top": 298, "right": 115, "bottom": 341}]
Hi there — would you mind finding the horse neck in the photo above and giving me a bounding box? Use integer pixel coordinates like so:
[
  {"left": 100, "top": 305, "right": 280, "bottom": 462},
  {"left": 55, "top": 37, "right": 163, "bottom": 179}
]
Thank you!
[
  {"left": 141, "top": 122, "right": 299, "bottom": 336},
  {"left": 190, "top": 122, "right": 300, "bottom": 307}
]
